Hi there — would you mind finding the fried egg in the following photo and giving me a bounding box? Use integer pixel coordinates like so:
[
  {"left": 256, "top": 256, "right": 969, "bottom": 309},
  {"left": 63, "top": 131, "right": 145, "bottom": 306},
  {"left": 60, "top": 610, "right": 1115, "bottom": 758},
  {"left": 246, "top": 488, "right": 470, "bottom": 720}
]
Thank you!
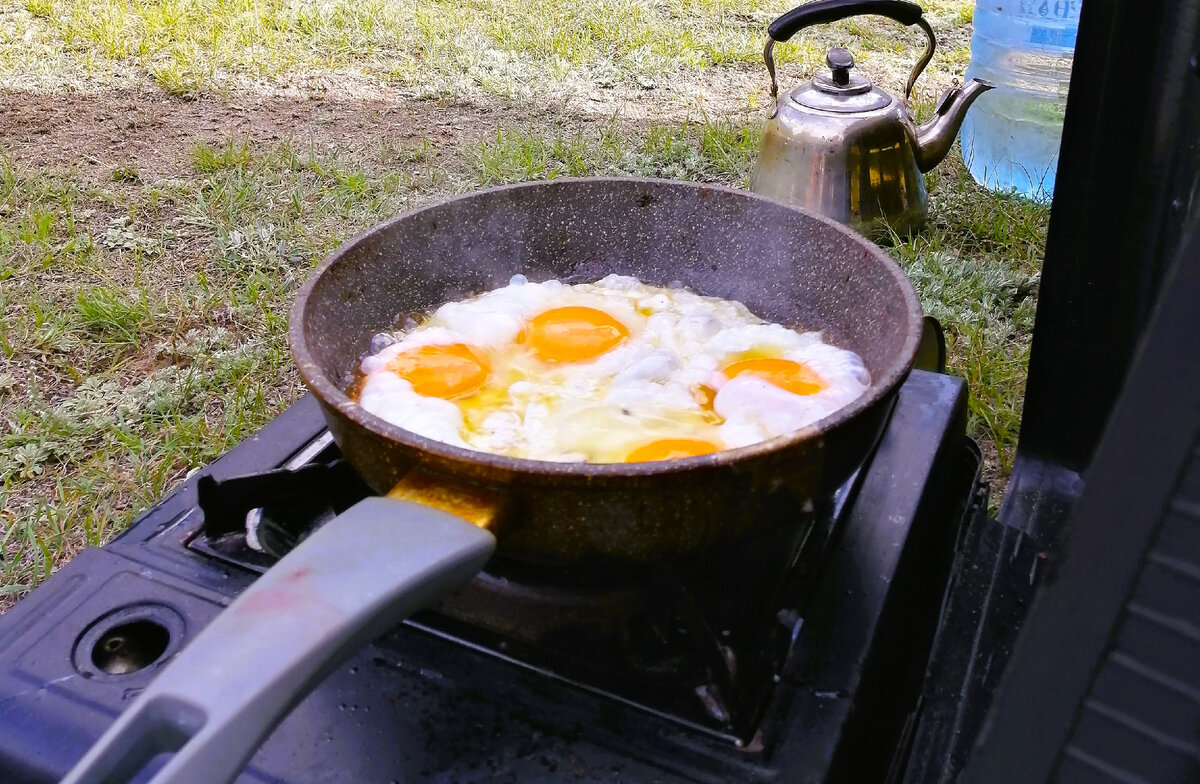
[{"left": 353, "top": 275, "right": 870, "bottom": 463}]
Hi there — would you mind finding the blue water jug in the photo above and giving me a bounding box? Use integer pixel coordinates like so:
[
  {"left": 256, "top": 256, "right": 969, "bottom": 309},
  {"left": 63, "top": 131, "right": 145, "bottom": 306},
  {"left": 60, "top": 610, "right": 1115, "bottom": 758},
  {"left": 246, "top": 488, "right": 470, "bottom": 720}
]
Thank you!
[{"left": 958, "top": 0, "right": 1082, "bottom": 201}]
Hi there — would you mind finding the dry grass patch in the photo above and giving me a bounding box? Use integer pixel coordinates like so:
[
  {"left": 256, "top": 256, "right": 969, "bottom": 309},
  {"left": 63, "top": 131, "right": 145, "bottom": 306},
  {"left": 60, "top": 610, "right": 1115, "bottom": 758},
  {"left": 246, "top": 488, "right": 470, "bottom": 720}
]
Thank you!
[{"left": 2, "top": 0, "right": 973, "bottom": 101}]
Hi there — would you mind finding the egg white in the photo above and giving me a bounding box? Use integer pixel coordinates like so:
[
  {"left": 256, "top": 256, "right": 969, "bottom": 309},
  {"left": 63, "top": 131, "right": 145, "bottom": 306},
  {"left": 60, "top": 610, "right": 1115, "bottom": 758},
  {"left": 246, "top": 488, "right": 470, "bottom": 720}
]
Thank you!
[{"left": 354, "top": 274, "right": 871, "bottom": 462}]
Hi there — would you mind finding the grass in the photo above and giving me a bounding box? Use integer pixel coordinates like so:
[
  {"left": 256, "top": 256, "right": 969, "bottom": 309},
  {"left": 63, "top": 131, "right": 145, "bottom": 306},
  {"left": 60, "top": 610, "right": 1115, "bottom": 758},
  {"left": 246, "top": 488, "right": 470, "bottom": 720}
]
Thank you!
[
  {"left": 469, "top": 119, "right": 758, "bottom": 184},
  {"left": 75, "top": 286, "right": 151, "bottom": 345},
  {"left": 0, "top": 142, "right": 403, "bottom": 602},
  {"left": 1, "top": 0, "right": 973, "bottom": 98},
  {"left": 893, "top": 172, "right": 1045, "bottom": 479},
  {"left": 0, "top": 0, "right": 1049, "bottom": 607}
]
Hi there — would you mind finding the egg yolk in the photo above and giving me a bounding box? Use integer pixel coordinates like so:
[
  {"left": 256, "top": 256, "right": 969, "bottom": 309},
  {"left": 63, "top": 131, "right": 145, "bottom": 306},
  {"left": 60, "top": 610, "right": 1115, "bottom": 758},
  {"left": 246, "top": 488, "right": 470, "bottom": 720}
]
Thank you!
[
  {"left": 691, "top": 383, "right": 717, "bottom": 410},
  {"left": 527, "top": 307, "right": 629, "bottom": 362},
  {"left": 386, "top": 343, "right": 490, "bottom": 399},
  {"left": 723, "top": 358, "right": 825, "bottom": 396},
  {"left": 625, "top": 438, "right": 719, "bottom": 462}
]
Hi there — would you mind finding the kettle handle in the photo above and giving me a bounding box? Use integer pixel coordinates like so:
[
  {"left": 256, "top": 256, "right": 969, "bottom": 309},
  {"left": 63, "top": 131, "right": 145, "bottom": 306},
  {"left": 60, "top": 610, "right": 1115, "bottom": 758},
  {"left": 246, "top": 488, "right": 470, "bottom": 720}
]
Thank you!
[{"left": 764, "top": 0, "right": 936, "bottom": 103}]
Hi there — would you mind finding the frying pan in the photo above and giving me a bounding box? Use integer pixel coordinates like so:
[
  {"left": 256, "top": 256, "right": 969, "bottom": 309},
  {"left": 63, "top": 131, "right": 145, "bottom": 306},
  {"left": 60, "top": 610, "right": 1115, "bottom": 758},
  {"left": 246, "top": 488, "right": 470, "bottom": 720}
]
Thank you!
[{"left": 63, "top": 178, "right": 922, "bottom": 784}]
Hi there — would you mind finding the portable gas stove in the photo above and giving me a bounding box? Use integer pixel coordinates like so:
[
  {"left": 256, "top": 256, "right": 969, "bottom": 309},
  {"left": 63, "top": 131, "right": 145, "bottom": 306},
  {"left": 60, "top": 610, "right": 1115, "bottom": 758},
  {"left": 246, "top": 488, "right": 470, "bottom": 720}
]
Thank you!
[{"left": 0, "top": 370, "right": 982, "bottom": 783}]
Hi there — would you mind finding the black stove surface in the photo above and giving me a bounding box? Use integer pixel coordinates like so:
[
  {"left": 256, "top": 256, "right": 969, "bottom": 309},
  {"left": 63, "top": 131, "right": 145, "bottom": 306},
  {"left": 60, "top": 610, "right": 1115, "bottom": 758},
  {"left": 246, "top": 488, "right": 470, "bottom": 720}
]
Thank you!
[{"left": 0, "top": 370, "right": 980, "bottom": 784}]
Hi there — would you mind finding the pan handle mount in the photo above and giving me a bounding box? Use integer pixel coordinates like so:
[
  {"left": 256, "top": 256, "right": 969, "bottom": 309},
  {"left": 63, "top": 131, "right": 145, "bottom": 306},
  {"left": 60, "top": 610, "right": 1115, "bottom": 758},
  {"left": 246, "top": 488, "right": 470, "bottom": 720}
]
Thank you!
[{"left": 60, "top": 495, "right": 497, "bottom": 784}]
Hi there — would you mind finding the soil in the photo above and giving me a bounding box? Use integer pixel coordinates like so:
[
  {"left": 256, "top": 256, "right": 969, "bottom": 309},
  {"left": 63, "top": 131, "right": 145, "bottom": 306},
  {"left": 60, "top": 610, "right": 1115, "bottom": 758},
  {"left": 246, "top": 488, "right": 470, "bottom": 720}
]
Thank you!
[
  {"left": 0, "top": 69, "right": 776, "bottom": 182},
  {"left": 2, "top": 88, "right": 517, "bottom": 181}
]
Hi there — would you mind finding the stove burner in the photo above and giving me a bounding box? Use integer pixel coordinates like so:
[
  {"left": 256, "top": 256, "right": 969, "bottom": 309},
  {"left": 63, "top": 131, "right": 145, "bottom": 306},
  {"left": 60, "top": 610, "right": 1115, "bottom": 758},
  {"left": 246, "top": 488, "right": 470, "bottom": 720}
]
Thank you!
[{"left": 190, "top": 439, "right": 851, "bottom": 745}]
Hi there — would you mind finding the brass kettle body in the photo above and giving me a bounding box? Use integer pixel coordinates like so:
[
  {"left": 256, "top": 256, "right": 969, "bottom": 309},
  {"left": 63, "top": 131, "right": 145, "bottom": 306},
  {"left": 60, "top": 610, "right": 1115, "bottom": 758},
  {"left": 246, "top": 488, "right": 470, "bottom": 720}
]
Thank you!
[{"left": 749, "top": 0, "right": 995, "bottom": 238}]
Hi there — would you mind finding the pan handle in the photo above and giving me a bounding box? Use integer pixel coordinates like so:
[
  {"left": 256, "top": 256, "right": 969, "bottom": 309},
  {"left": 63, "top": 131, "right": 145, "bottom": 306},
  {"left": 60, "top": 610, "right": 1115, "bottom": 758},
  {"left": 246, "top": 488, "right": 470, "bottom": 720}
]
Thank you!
[{"left": 59, "top": 496, "right": 497, "bottom": 784}]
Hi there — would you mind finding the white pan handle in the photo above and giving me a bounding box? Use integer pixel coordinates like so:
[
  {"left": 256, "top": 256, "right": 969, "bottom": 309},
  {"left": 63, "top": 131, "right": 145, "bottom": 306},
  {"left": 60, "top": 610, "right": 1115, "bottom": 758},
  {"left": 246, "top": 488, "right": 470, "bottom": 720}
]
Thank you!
[{"left": 60, "top": 496, "right": 496, "bottom": 784}]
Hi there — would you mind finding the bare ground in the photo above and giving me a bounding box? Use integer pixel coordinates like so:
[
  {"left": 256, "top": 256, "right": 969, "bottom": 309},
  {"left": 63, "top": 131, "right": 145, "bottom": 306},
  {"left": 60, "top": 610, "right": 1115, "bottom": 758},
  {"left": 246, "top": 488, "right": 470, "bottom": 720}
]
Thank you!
[
  {"left": 4, "top": 88, "right": 520, "bottom": 181},
  {"left": 0, "top": 50, "right": 967, "bottom": 180}
]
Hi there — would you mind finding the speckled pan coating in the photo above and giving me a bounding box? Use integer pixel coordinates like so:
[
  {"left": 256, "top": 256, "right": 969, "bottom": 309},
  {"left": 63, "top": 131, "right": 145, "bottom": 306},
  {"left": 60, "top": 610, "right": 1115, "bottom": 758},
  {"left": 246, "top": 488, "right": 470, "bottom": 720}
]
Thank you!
[{"left": 289, "top": 178, "right": 922, "bottom": 563}]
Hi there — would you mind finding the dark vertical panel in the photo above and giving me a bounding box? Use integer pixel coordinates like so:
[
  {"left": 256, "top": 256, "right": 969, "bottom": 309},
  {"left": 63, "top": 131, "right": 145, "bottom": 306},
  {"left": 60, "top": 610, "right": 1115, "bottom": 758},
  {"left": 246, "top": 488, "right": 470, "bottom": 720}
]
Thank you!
[
  {"left": 962, "top": 219, "right": 1200, "bottom": 783},
  {"left": 1014, "top": 0, "right": 1200, "bottom": 472}
]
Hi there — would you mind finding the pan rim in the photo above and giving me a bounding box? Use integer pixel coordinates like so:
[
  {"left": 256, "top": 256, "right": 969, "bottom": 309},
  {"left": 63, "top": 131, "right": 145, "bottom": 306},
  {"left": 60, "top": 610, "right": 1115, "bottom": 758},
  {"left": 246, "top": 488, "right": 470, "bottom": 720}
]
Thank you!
[{"left": 288, "top": 176, "right": 922, "bottom": 480}]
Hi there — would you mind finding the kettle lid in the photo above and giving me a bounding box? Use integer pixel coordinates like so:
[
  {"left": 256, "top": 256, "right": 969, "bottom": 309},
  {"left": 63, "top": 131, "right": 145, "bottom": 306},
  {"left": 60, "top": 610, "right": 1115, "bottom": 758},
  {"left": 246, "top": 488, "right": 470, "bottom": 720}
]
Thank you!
[{"left": 791, "top": 48, "right": 892, "bottom": 113}]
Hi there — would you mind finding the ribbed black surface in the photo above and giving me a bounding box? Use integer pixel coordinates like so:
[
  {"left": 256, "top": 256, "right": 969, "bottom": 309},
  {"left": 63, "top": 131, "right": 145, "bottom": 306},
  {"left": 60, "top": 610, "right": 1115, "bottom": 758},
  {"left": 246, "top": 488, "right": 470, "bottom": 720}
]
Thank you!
[
  {"left": 1059, "top": 447, "right": 1200, "bottom": 783},
  {"left": 962, "top": 215, "right": 1200, "bottom": 783}
]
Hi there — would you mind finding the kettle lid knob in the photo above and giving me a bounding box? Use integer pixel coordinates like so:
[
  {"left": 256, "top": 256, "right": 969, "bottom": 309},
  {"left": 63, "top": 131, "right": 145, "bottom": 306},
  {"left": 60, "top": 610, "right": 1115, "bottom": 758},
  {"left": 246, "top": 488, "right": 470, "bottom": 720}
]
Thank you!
[
  {"left": 812, "top": 46, "right": 873, "bottom": 97},
  {"left": 826, "top": 47, "right": 854, "bottom": 87}
]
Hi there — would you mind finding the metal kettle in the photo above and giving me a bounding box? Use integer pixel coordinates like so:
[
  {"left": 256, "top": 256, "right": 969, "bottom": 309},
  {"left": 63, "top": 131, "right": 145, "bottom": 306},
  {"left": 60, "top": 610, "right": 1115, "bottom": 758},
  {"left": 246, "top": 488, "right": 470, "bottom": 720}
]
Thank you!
[{"left": 749, "top": 0, "right": 995, "bottom": 238}]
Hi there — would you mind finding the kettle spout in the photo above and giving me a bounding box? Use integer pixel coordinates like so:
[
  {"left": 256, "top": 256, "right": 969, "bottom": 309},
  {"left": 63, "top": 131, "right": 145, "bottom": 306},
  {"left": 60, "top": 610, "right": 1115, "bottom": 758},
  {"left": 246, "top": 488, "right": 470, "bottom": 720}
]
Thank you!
[{"left": 914, "top": 79, "right": 996, "bottom": 173}]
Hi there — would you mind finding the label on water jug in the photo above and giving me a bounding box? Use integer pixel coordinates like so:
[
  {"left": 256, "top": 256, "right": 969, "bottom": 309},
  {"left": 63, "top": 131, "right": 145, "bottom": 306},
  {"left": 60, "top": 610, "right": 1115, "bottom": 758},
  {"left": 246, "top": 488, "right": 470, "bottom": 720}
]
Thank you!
[
  {"left": 1015, "top": 0, "right": 1081, "bottom": 50},
  {"left": 1016, "top": 0, "right": 1081, "bottom": 20},
  {"left": 1029, "top": 25, "right": 1077, "bottom": 47}
]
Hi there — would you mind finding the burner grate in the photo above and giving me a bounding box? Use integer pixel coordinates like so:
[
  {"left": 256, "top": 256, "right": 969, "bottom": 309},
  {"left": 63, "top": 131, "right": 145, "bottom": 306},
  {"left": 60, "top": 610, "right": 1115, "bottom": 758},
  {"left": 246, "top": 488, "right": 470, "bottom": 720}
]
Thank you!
[{"left": 187, "top": 436, "right": 853, "bottom": 745}]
